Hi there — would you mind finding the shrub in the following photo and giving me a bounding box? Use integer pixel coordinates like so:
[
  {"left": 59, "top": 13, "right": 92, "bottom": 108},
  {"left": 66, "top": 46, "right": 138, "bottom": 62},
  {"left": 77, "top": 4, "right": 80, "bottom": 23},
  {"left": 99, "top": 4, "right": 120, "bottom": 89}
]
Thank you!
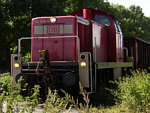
[
  {"left": 0, "top": 73, "right": 40, "bottom": 112},
  {"left": 114, "top": 70, "right": 150, "bottom": 112},
  {"left": 0, "top": 73, "right": 12, "bottom": 94},
  {"left": 21, "top": 52, "right": 31, "bottom": 62},
  {"left": 4, "top": 70, "right": 150, "bottom": 112}
]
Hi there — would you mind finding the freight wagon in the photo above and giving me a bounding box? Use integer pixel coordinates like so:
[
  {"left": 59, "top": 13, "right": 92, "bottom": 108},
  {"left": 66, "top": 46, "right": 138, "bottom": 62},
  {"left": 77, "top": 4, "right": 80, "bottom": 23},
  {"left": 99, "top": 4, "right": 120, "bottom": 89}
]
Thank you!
[
  {"left": 11, "top": 9, "right": 133, "bottom": 96},
  {"left": 124, "top": 37, "right": 150, "bottom": 69}
]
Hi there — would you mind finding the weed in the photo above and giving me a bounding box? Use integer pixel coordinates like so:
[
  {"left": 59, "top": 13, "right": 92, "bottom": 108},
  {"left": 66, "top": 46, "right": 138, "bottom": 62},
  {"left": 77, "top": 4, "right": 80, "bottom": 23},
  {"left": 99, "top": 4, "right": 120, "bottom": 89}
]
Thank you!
[
  {"left": 1, "top": 70, "right": 150, "bottom": 113},
  {"left": 113, "top": 70, "right": 150, "bottom": 112}
]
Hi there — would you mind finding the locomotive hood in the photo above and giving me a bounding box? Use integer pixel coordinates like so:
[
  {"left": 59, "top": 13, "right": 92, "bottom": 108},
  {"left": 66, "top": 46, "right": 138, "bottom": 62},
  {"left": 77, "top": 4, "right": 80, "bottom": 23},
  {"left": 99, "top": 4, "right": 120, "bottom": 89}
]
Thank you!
[{"left": 31, "top": 16, "right": 78, "bottom": 62}]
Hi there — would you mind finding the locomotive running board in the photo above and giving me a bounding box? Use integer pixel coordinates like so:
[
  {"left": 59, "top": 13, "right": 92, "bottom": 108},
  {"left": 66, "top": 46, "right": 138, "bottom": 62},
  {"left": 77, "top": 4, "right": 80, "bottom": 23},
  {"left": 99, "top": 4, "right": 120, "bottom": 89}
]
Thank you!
[{"left": 96, "top": 62, "right": 133, "bottom": 69}]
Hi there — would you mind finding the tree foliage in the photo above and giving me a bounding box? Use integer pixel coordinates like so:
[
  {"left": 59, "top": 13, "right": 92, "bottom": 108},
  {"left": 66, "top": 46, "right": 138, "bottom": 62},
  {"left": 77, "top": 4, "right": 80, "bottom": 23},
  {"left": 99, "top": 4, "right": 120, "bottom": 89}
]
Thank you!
[{"left": 0, "top": 0, "right": 150, "bottom": 70}]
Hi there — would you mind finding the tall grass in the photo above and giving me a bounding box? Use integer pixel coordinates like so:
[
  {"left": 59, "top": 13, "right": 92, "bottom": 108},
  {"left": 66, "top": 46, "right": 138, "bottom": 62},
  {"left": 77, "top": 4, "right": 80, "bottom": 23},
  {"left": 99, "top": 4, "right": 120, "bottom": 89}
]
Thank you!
[
  {"left": 113, "top": 70, "right": 150, "bottom": 112},
  {"left": 1, "top": 70, "right": 150, "bottom": 113},
  {"left": 0, "top": 73, "right": 40, "bottom": 112},
  {"left": 0, "top": 73, "right": 92, "bottom": 113}
]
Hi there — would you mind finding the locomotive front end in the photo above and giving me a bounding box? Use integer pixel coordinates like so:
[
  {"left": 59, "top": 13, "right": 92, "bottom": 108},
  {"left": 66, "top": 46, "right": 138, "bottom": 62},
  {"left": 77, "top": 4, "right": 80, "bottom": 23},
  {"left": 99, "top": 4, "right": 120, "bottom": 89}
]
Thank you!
[
  {"left": 31, "top": 16, "right": 79, "bottom": 89},
  {"left": 11, "top": 16, "right": 83, "bottom": 97}
]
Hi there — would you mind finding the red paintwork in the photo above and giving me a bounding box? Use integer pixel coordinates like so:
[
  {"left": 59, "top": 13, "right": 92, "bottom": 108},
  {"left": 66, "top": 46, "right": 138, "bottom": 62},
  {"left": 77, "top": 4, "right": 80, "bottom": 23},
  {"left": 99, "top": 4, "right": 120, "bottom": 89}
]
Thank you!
[
  {"left": 92, "top": 21, "right": 108, "bottom": 62},
  {"left": 31, "top": 16, "right": 77, "bottom": 61},
  {"left": 83, "top": 9, "right": 93, "bottom": 19},
  {"left": 31, "top": 9, "right": 123, "bottom": 62},
  {"left": 78, "top": 23, "right": 92, "bottom": 52},
  {"left": 70, "top": 8, "right": 123, "bottom": 62}
]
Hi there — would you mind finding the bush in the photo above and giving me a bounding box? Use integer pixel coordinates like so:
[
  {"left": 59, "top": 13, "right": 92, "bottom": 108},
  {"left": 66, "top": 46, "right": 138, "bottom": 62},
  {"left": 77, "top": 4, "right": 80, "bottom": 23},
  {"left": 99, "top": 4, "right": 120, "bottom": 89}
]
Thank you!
[
  {"left": 2, "top": 70, "right": 150, "bottom": 112},
  {"left": 0, "top": 73, "right": 40, "bottom": 112},
  {"left": 114, "top": 70, "right": 150, "bottom": 112},
  {"left": 21, "top": 52, "right": 31, "bottom": 62},
  {"left": 0, "top": 73, "right": 12, "bottom": 93}
]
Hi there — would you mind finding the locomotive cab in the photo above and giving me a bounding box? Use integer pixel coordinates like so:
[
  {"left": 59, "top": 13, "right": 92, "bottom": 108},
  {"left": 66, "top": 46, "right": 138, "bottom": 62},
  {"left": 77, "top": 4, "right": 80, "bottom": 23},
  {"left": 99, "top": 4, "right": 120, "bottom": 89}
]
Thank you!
[{"left": 11, "top": 9, "right": 133, "bottom": 96}]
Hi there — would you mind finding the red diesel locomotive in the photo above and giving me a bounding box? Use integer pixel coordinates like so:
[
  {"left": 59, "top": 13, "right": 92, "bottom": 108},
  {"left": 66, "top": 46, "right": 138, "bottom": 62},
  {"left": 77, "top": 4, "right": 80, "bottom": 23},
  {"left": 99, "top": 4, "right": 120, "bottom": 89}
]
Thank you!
[{"left": 11, "top": 9, "right": 132, "bottom": 94}]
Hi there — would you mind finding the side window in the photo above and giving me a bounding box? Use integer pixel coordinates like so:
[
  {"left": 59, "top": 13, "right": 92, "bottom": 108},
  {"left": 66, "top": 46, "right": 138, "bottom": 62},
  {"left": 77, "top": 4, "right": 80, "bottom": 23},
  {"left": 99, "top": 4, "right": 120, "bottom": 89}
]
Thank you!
[{"left": 94, "top": 14, "right": 111, "bottom": 26}]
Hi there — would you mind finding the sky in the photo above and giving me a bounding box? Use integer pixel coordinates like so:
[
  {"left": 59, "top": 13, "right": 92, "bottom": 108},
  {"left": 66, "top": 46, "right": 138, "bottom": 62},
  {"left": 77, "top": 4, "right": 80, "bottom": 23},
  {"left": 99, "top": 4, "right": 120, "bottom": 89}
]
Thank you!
[{"left": 107, "top": 0, "right": 150, "bottom": 17}]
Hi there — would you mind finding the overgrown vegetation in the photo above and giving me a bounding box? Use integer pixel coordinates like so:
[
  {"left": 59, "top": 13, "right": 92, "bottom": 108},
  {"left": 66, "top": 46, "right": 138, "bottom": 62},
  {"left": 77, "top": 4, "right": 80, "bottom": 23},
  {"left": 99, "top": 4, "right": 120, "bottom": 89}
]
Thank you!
[
  {"left": 21, "top": 52, "right": 31, "bottom": 62},
  {"left": 0, "top": 73, "right": 92, "bottom": 113},
  {"left": 1, "top": 70, "right": 150, "bottom": 112},
  {"left": 113, "top": 70, "right": 150, "bottom": 112},
  {"left": 1, "top": 0, "right": 150, "bottom": 70},
  {"left": 0, "top": 73, "right": 40, "bottom": 113}
]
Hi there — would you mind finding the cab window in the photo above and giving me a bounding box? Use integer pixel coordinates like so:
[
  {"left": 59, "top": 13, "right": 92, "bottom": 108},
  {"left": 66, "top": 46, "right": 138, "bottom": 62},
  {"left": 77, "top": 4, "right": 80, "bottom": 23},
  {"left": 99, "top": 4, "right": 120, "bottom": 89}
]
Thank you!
[{"left": 94, "top": 14, "right": 111, "bottom": 26}]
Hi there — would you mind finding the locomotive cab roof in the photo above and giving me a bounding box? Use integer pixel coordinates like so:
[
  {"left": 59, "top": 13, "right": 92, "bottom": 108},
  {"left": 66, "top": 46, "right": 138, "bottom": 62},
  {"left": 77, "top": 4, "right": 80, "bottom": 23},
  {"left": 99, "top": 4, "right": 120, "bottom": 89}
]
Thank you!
[
  {"left": 69, "top": 8, "right": 116, "bottom": 27},
  {"left": 69, "top": 8, "right": 115, "bottom": 20}
]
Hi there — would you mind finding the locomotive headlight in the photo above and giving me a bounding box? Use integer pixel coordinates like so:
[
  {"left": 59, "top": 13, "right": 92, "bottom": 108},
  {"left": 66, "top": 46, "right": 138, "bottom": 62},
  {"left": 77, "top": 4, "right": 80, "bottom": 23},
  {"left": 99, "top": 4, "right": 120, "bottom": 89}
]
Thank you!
[
  {"left": 14, "top": 63, "right": 20, "bottom": 68},
  {"left": 50, "top": 17, "right": 56, "bottom": 23},
  {"left": 80, "top": 61, "right": 87, "bottom": 67}
]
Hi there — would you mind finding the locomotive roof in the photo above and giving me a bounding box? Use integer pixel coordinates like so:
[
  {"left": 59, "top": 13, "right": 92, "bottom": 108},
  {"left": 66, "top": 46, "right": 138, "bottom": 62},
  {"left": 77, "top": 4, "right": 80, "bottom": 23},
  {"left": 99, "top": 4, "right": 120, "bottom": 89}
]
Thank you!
[{"left": 69, "top": 8, "right": 115, "bottom": 19}]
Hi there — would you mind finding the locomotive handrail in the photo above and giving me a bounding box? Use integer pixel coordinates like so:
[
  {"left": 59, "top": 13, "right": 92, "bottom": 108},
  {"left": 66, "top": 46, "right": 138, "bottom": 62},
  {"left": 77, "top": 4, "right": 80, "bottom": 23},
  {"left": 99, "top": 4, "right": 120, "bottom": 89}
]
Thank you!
[
  {"left": 18, "top": 36, "right": 80, "bottom": 62},
  {"left": 31, "top": 36, "right": 79, "bottom": 39},
  {"left": 18, "top": 37, "right": 31, "bottom": 62}
]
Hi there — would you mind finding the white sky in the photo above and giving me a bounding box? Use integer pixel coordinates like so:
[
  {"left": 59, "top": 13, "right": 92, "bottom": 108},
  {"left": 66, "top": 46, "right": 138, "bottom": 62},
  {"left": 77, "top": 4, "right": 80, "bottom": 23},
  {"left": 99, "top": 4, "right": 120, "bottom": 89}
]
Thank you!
[{"left": 107, "top": 0, "right": 150, "bottom": 17}]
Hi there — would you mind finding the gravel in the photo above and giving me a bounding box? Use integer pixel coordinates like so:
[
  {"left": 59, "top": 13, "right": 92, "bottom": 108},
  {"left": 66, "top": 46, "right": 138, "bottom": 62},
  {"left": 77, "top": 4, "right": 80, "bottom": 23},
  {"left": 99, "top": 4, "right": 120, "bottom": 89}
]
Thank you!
[{"left": 2, "top": 102, "right": 79, "bottom": 113}]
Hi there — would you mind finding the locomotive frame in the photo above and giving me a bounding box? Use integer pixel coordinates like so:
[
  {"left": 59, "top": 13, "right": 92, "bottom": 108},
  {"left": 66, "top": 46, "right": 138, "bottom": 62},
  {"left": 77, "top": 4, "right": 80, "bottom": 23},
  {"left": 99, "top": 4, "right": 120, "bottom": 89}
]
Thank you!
[{"left": 11, "top": 9, "right": 133, "bottom": 94}]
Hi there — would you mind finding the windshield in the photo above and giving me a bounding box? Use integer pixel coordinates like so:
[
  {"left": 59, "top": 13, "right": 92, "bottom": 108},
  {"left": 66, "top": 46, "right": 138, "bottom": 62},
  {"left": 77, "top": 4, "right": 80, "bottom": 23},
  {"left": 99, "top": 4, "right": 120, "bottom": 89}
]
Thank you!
[{"left": 94, "top": 14, "right": 111, "bottom": 26}]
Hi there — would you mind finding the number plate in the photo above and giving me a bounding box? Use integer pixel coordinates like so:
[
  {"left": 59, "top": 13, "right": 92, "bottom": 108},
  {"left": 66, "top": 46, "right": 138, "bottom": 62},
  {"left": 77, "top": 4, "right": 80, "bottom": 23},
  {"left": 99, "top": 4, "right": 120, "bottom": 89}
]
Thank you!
[
  {"left": 45, "top": 25, "right": 59, "bottom": 34},
  {"left": 34, "top": 24, "right": 73, "bottom": 35}
]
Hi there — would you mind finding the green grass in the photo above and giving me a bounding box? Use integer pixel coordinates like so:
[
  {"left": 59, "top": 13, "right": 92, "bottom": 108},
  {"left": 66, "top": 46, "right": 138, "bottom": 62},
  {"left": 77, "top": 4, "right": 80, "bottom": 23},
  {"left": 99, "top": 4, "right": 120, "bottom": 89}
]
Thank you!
[
  {"left": 0, "top": 70, "right": 150, "bottom": 113},
  {"left": 113, "top": 70, "right": 150, "bottom": 112}
]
